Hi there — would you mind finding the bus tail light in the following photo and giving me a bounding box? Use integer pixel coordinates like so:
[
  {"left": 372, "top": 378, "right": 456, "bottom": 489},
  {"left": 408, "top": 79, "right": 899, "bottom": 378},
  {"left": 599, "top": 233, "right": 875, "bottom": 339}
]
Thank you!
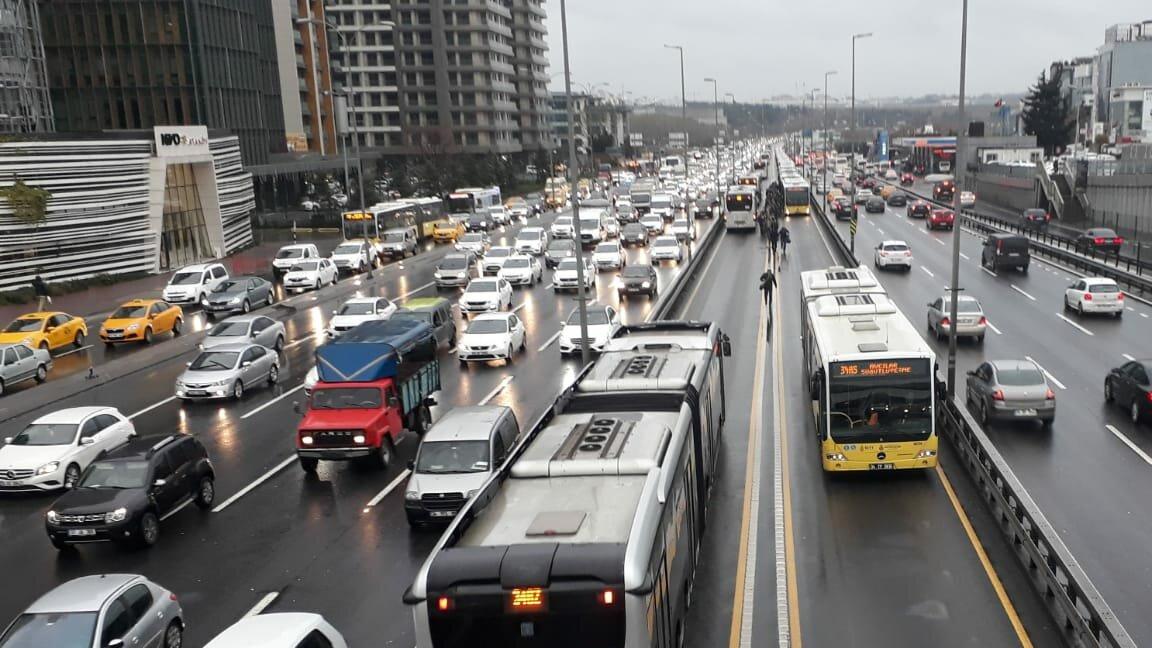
[
  {"left": 437, "top": 596, "right": 453, "bottom": 612},
  {"left": 1146, "top": 391, "right": 1152, "bottom": 404},
  {"left": 916, "top": 449, "right": 937, "bottom": 459},
  {"left": 1045, "top": 388, "right": 1055, "bottom": 400},
  {"left": 992, "top": 389, "right": 1005, "bottom": 401},
  {"left": 600, "top": 589, "right": 616, "bottom": 606}
]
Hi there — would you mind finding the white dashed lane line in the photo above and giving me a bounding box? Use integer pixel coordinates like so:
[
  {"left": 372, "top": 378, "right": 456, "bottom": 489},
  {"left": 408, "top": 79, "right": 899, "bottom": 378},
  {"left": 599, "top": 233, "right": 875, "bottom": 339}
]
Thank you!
[
  {"left": 1056, "top": 313, "right": 1094, "bottom": 336},
  {"left": 1025, "top": 355, "right": 1067, "bottom": 390},
  {"left": 1010, "top": 285, "right": 1036, "bottom": 301}
]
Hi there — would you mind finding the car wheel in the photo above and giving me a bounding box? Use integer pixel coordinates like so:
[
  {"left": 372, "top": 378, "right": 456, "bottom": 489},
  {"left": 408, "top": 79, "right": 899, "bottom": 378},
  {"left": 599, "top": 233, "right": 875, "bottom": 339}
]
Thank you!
[
  {"left": 241, "top": 299, "right": 250, "bottom": 314},
  {"left": 232, "top": 380, "right": 244, "bottom": 400},
  {"left": 172, "top": 318, "right": 183, "bottom": 336},
  {"left": 73, "top": 331, "right": 85, "bottom": 348},
  {"left": 299, "top": 457, "right": 319, "bottom": 473},
  {"left": 50, "top": 536, "right": 73, "bottom": 551},
  {"left": 194, "top": 476, "right": 215, "bottom": 509},
  {"left": 267, "top": 364, "right": 279, "bottom": 385},
  {"left": 506, "top": 345, "right": 515, "bottom": 364},
  {"left": 143, "top": 327, "right": 154, "bottom": 344},
  {"left": 63, "top": 463, "right": 81, "bottom": 489},
  {"left": 1077, "top": 301, "right": 1084, "bottom": 316},
  {"left": 1104, "top": 379, "right": 1114, "bottom": 403},
  {"left": 1114, "top": 309, "right": 1123, "bottom": 319},
  {"left": 34, "top": 364, "right": 47, "bottom": 383},
  {"left": 520, "top": 336, "right": 527, "bottom": 351},
  {"left": 371, "top": 437, "right": 395, "bottom": 469},
  {"left": 976, "top": 334, "right": 985, "bottom": 345},
  {"left": 137, "top": 511, "right": 160, "bottom": 548},
  {"left": 266, "top": 291, "right": 275, "bottom": 305},
  {"left": 163, "top": 620, "right": 183, "bottom": 648},
  {"left": 274, "top": 335, "right": 284, "bottom": 352},
  {"left": 38, "top": 340, "right": 48, "bottom": 352},
  {"left": 1063, "top": 296, "right": 1070, "bottom": 311},
  {"left": 315, "top": 280, "right": 321, "bottom": 290},
  {"left": 1132, "top": 400, "right": 1143, "bottom": 424}
]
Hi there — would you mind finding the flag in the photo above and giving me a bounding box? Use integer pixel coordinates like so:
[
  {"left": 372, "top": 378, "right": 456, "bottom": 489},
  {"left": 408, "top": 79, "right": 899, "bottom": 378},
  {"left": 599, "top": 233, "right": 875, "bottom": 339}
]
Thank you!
[{"left": 994, "top": 98, "right": 1003, "bottom": 108}]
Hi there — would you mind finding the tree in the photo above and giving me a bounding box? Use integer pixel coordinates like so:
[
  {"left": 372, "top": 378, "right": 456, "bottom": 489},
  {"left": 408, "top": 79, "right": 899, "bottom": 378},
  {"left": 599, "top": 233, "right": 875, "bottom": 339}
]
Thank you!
[
  {"left": 0, "top": 179, "right": 52, "bottom": 225},
  {"left": 1020, "top": 71, "right": 1072, "bottom": 156}
]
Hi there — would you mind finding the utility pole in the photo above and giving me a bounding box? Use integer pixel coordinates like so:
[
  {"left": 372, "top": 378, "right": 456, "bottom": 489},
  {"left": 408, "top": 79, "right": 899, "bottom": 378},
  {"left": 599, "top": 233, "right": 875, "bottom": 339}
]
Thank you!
[
  {"left": 851, "top": 32, "right": 872, "bottom": 180},
  {"left": 560, "top": 0, "right": 592, "bottom": 366},
  {"left": 946, "top": 0, "right": 969, "bottom": 398},
  {"left": 705, "top": 78, "right": 720, "bottom": 211},
  {"left": 664, "top": 44, "right": 687, "bottom": 153},
  {"left": 824, "top": 70, "right": 837, "bottom": 237}
]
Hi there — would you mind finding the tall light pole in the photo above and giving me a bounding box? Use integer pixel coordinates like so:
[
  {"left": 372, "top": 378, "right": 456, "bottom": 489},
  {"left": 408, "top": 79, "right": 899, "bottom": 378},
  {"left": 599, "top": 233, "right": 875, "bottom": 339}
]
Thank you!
[
  {"left": 663, "top": 44, "right": 687, "bottom": 152},
  {"left": 823, "top": 70, "right": 837, "bottom": 222},
  {"left": 851, "top": 32, "right": 873, "bottom": 177},
  {"left": 560, "top": 0, "right": 592, "bottom": 366},
  {"left": 725, "top": 93, "right": 736, "bottom": 181},
  {"left": 704, "top": 78, "right": 720, "bottom": 206},
  {"left": 946, "top": 0, "right": 969, "bottom": 398}
]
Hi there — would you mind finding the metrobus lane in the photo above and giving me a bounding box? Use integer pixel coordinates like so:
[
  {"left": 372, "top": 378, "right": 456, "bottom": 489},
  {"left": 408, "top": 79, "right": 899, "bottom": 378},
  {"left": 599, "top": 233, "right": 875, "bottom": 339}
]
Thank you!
[
  {"left": 766, "top": 214, "right": 1060, "bottom": 647},
  {"left": 839, "top": 206, "right": 1152, "bottom": 645},
  {"left": 0, "top": 213, "right": 718, "bottom": 648}
]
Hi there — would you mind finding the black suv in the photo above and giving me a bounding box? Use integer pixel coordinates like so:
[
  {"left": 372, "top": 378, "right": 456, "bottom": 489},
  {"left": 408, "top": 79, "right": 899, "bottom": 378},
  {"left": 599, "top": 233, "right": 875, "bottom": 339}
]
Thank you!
[
  {"left": 621, "top": 223, "right": 649, "bottom": 247},
  {"left": 46, "top": 434, "right": 215, "bottom": 550},
  {"left": 1020, "top": 208, "right": 1050, "bottom": 231},
  {"left": 886, "top": 192, "right": 908, "bottom": 207},
  {"left": 618, "top": 263, "right": 658, "bottom": 299},
  {"left": 981, "top": 233, "right": 1030, "bottom": 273},
  {"left": 907, "top": 201, "right": 931, "bottom": 219},
  {"left": 544, "top": 239, "right": 576, "bottom": 268}
]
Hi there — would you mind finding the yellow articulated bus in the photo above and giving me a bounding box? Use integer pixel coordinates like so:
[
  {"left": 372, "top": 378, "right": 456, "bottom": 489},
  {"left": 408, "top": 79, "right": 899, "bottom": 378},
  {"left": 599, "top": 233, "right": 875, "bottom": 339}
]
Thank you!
[{"left": 800, "top": 266, "right": 938, "bottom": 471}]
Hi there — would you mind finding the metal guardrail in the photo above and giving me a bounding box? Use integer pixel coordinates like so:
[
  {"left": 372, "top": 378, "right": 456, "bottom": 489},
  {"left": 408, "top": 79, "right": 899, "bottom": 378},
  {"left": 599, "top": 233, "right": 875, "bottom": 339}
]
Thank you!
[
  {"left": 650, "top": 210, "right": 725, "bottom": 320},
  {"left": 941, "top": 394, "right": 1136, "bottom": 648},
  {"left": 809, "top": 195, "right": 858, "bottom": 268}
]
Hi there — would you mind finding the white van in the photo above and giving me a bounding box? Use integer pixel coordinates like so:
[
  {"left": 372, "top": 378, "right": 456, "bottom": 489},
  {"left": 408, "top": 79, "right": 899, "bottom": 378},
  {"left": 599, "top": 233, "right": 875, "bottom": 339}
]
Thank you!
[
  {"left": 404, "top": 405, "right": 520, "bottom": 526},
  {"left": 204, "top": 613, "right": 347, "bottom": 648},
  {"left": 162, "top": 263, "right": 228, "bottom": 306}
]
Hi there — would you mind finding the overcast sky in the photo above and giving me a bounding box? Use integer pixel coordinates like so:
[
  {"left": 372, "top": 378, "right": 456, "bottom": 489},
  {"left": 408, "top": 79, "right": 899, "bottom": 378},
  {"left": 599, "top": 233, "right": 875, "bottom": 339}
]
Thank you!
[{"left": 544, "top": 1, "right": 1149, "bottom": 103}]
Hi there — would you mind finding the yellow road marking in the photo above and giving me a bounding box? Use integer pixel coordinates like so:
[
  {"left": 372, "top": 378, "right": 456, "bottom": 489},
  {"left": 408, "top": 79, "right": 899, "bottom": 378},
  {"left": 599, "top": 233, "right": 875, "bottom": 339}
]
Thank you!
[{"left": 935, "top": 464, "right": 1033, "bottom": 647}]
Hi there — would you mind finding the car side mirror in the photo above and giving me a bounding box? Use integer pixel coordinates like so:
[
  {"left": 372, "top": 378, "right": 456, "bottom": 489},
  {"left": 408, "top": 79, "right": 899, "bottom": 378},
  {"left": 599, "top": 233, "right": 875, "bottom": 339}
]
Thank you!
[
  {"left": 407, "top": 460, "right": 415, "bottom": 470},
  {"left": 152, "top": 479, "right": 166, "bottom": 488},
  {"left": 241, "top": 361, "right": 252, "bottom": 367},
  {"left": 387, "top": 396, "right": 400, "bottom": 408},
  {"left": 107, "top": 639, "right": 124, "bottom": 648},
  {"left": 81, "top": 437, "right": 96, "bottom": 446},
  {"left": 3, "top": 437, "right": 11, "bottom": 444},
  {"left": 45, "top": 325, "right": 56, "bottom": 332}
]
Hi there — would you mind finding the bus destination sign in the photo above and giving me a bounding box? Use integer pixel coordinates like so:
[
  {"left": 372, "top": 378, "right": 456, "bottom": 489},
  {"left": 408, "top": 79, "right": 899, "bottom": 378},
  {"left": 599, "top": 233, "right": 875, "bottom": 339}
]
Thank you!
[{"left": 834, "top": 359, "right": 926, "bottom": 379}]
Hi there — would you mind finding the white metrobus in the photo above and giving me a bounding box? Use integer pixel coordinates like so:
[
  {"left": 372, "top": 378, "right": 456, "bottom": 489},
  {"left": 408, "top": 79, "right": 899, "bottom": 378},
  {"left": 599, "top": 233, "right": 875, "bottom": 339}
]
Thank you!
[
  {"left": 724, "top": 185, "right": 758, "bottom": 231},
  {"left": 799, "top": 267, "right": 938, "bottom": 472}
]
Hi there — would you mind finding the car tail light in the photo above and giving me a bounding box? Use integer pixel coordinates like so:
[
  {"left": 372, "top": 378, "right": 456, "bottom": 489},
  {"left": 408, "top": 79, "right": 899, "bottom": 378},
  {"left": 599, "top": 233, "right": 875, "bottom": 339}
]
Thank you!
[
  {"left": 169, "top": 593, "right": 178, "bottom": 601},
  {"left": 1114, "top": 237, "right": 1124, "bottom": 244},
  {"left": 905, "top": 251, "right": 912, "bottom": 256},
  {"left": 1118, "top": 292, "right": 1125, "bottom": 300},
  {"left": 978, "top": 316, "right": 987, "bottom": 325},
  {"left": 437, "top": 596, "right": 453, "bottom": 612},
  {"left": 1045, "top": 388, "right": 1055, "bottom": 400},
  {"left": 940, "top": 317, "right": 951, "bottom": 327},
  {"left": 1083, "top": 293, "right": 1092, "bottom": 301},
  {"left": 1146, "top": 391, "right": 1152, "bottom": 404},
  {"left": 1094, "top": 237, "right": 1105, "bottom": 245},
  {"left": 992, "top": 389, "right": 1005, "bottom": 401},
  {"left": 600, "top": 589, "right": 616, "bottom": 605}
]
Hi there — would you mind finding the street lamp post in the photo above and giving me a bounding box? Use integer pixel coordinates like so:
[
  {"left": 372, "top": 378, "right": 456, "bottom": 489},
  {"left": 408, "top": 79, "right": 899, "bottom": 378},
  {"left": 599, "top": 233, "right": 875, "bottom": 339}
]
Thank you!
[
  {"left": 823, "top": 70, "right": 837, "bottom": 236},
  {"left": 663, "top": 44, "right": 687, "bottom": 152},
  {"left": 704, "top": 78, "right": 720, "bottom": 208},
  {"left": 946, "top": 0, "right": 969, "bottom": 398},
  {"left": 560, "top": 0, "right": 592, "bottom": 366},
  {"left": 851, "top": 32, "right": 873, "bottom": 179},
  {"left": 725, "top": 93, "right": 736, "bottom": 182}
]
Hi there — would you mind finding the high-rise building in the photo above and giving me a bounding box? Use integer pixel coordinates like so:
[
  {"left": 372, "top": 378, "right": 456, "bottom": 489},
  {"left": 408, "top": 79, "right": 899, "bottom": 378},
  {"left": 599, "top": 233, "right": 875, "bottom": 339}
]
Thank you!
[
  {"left": 39, "top": 0, "right": 285, "bottom": 166},
  {"left": 274, "top": 0, "right": 338, "bottom": 154},
  {"left": 325, "top": 0, "right": 550, "bottom": 156},
  {"left": 0, "top": 0, "right": 53, "bottom": 133},
  {"left": 1095, "top": 21, "right": 1152, "bottom": 129}
]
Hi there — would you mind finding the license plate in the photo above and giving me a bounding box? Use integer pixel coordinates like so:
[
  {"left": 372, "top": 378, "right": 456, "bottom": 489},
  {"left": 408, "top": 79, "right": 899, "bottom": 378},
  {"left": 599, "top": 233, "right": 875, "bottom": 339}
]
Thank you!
[
  {"left": 187, "top": 390, "right": 207, "bottom": 397},
  {"left": 1014, "top": 409, "right": 1037, "bottom": 416},
  {"left": 1008, "top": 253, "right": 1020, "bottom": 257},
  {"left": 869, "top": 463, "right": 895, "bottom": 470},
  {"left": 106, "top": 333, "right": 123, "bottom": 339},
  {"left": 68, "top": 529, "right": 96, "bottom": 537},
  {"left": 430, "top": 510, "right": 457, "bottom": 518},
  {"left": 0, "top": 480, "right": 23, "bottom": 487}
]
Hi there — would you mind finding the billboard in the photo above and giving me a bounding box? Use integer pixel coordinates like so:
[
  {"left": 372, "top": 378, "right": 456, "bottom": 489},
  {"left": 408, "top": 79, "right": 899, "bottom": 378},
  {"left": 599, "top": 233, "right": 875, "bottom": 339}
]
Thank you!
[
  {"left": 668, "top": 132, "right": 688, "bottom": 147},
  {"left": 1143, "top": 89, "right": 1152, "bottom": 138},
  {"left": 629, "top": 133, "right": 644, "bottom": 147},
  {"left": 153, "top": 125, "right": 210, "bottom": 158}
]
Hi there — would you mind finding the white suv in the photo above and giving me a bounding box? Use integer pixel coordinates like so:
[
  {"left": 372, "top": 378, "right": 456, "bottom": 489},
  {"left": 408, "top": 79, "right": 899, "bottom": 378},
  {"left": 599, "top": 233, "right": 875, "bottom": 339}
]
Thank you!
[
  {"left": 326, "top": 297, "right": 397, "bottom": 338},
  {"left": 874, "top": 240, "right": 913, "bottom": 271},
  {"left": 162, "top": 263, "right": 228, "bottom": 306},
  {"left": 272, "top": 243, "right": 321, "bottom": 277},
  {"left": 0, "top": 407, "right": 135, "bottom": 492},
  {"left": 559, "top": 303, "right": 620, "bottom": 355}
]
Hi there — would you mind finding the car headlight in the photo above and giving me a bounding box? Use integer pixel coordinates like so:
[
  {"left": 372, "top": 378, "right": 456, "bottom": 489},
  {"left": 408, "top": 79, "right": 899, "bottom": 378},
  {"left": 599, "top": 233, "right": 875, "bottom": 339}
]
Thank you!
[
  {"left": 301, "top": 435, "right": 314, "bottom": 445},
  {"left": 46, "top": 510, "right": 59, "bottom": 523},
  {"left": 207, "top": 379, "right": 229, "bottom": 387},
  {"left": 22, "top": 336, "right": 34, "bottom": 346},
  {"left": 105, "top": 507, "right": 128, "bottom": 523},
  {"left": 36, "top": 461, "right": 60, "bottom": 476},
  {"left": 456, "top": 272, "right": 466, "bottom": 278},
  {"left": 126, "top": 323, "right": 140, "bottom": 332},
  {"left": 465, "top": 489, "right": 479, "bottom": 499},
  {"left": 641, "top": 281, "right": 651, "bottom": 288},
  {"left": 405, "top": 490, "right": 420, "bottom": 501},
  {"left": 229, "top": 296, "right": 242, "bottom": 304},
  {"left": 353, "top": 434, "right": 366, "bottom": 444}
]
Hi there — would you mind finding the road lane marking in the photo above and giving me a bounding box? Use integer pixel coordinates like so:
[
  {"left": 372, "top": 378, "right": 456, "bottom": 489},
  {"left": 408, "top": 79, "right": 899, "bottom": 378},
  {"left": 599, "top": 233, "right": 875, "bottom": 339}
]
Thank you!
[
  {"left": 935, "top": 238, "right": 947, "bottom": 246},
  {"left": 1123, "top": 353, "right": 1136, "bottom": 361},
  {"left": 159, "top": 499, "right": 192, "bottom": 521},
  {"left": 1142, "top": 312, "right": 1150, "bottom": 319},
  {"left": 53, "top": 345, "right": 93, "bottom": 358},
  {"left": 396, "top": 281, "right": 435, "bottom": 299},
  {"left": 244, "top": 592, "right": 280, "bottom": 618},
  {"left": 129, "top": 396, "right": 177, "bottom": 420},
  {"left": 364, "top": 468, "right": 412, "bottom": 510},
  {"left": 543, "top": 282, "right": 553, "bottom": 289},
  {"left": 936, "top": 465, "right": 1035, "bottom": 647},
  {"left": 1126, "top": 306, "right": 1135, "bottom": 312},
  {"left": 1024, "top": 356, "right": 1067, "bottom": 390},
  {"left": 1056, "top": 313, "right": 1094, "bottom": 336},
  {"left": 1010, "top": 285, "right": 1036, "bottom": 301},
  {"left": 981, "top": 267, "right": 997, "bottom": 277},
  {"left": 985, "top": 319, "right": 1003, "bottom": 335},
  {"left": 511, "top": 302, "right": 526, "bottom": 313},
  {"left": 536, "top": 330, "right": 562, "bottom": 352},
  {"left": 284, "top": 333, "right": 326, "bottom": 351},
  {"left": 241, "top": 384, "right": 305, "bottom": 419},
  {"left": 478, "top": 375, "right": 514, "bottom": 405},
  {"left": 920, "top": 266, "right": 935, "bottom": 278},
  {"left": 212, "top": 455, "right": 296, "bottom": 513},
  {"left": 960, "top": 252, "right": 970, "bottom": 260},
  {"left": 1105, "top": 425, "right": 1152, "bottom": 466}
]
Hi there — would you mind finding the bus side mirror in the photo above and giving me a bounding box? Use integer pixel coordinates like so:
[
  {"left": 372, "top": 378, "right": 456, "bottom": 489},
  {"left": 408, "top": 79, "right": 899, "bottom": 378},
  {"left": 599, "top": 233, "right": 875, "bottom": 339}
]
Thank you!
[
  {"left": 721, "top": 334, "right": 732, "bottom": 357},
  {"left": 809, "top": 375, "right": 820, "bottom": 400}
]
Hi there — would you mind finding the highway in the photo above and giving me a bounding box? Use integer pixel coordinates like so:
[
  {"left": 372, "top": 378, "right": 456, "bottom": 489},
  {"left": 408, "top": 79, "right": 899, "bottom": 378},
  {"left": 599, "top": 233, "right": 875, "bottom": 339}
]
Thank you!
[{"left": 823, "top": 188, "right": 1152, "bottom": 645}]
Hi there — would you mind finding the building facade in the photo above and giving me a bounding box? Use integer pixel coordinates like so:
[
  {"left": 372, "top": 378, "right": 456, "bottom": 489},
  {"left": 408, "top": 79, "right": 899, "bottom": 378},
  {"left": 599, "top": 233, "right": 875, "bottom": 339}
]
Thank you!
[
  {"left": 39, "top": 0, "right": 285, "bottom": 166},
  {"left": 507, "top": 0, "right": 551, "bottom": 151},
  {"left": 0, "top": 0, "right": 52, "bottom": 133},
  {"left": 1095, "top": 21, "right": 1152, "bottom": 131},
  {"left": 551, "top": 92, "right": 631, "bottom": 154},
  {"left": 0, "top": 128, "right": 255, "bottom": 290},
  {"left": 273, "top": 0, "right": 338, "bottom": 155}
]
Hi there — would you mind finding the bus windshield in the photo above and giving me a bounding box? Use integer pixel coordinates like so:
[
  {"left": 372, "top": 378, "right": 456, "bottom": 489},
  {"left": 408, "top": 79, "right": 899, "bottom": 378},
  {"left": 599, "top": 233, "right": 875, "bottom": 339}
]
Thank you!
[
  {"left": 827, "top": 360, "right": 932, "bottom": 443},
  {"left": 785, "top": 187, "right": 810, "bottom": 206},
  {"left": 726, "top": 193, "right": 753, "bottom": 212},
  {"left": 447, "top": 195, "right": 473, "bottom": 213}
]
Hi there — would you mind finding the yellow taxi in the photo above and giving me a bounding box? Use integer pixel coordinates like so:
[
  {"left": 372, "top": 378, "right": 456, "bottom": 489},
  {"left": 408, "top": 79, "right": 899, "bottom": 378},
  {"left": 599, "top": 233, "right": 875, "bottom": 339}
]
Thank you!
[
  {"left": 879, "top": 184, "right": 897, "bottom": 200},
  {"left": 99, "top": 299, "right": 183, "bottom": 347},
  {"left": 0, "top": 312, "right": 88, "bottom": 352},
  {"left": 826, "top": 188, "right": 844, "bottom": 203},
  {"left": 431, "top": 219, "right": 466, "bottom": 243}
]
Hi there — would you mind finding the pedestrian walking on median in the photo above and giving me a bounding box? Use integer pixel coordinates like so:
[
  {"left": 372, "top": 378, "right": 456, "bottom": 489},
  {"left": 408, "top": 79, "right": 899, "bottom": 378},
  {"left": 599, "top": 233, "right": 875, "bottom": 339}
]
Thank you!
[
  {"left": 759, "top": 268, "right": 777, "bottom": 307},
  {"left": 779, "top": 225, "right": 791, "bottom": 258},
  {"left": 768, "top": 223, "right": 779, "bottom": 259},
  {"left": 32, "top": 272, "right": 51, "bottom": 311}
]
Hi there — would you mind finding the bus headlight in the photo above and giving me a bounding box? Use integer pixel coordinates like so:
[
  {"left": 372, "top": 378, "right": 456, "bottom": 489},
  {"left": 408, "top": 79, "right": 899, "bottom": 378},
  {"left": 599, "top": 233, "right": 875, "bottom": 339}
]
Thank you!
[
  {"left": 916, "top": 449, "right": 937, "bottom": 459},
  {"left": 825, "top": 452, "right": 847, "bottom": 462}
]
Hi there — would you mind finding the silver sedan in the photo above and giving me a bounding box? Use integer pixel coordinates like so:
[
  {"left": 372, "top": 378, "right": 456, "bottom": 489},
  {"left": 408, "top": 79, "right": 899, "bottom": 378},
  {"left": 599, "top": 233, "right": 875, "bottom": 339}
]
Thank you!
[
  {"left": 0, "top": 342, "right": 52, "bottom": 396},
  {"left": 965, "top": 359, "right": 1055, "bottom": 428},
  {"left": 926, "top": 294, "right": 986, "bottom": 343},
  {"left": 176, "top": 343, "right": 279, "bottom": 400},
  {"left": 200, "top": 315, "right": 286, "bottom": 351}
]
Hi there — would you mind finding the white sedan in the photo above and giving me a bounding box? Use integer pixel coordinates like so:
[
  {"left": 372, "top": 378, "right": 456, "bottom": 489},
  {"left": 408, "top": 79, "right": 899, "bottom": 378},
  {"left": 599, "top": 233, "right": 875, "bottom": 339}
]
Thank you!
[
  {"left": 498, "top": 255, "right": 543, "bottom": 287},
  {"left": 550, "top": 216, "right": 574, "bottom": 239},
  {"left": 640, "top": 214, "right": 664, "bottom": 236},
  {"left": 959, "top": 191, "right": 977, "bottom": 208},
  {"left": 669, "top": 217, "right": 696, "bottom": 241},
  {"left": 460, "top": 278, "right": 513, "bottom": 314},
  {"left": 282, "top": 259, "right": 338, "bottom": 292},
  {"left": 650, "top": 235, "right": 684, "bottom": 263},
  {"left": 559, "top": 303, "right": 620, "bottom": 355},
  {"left": 1064, "top": 277, "right": 1124, "bottom": 317},
  {"left": 592, "top": 242, "right": 625, "bottom": 271},
  {"left": 874, "top": 240, "right": 913, "bottom": 270},
  {"left": 0, "top": 407, "right": 135, "bottom": 491},
  {"left": 553, "top": 258, "right": 596, "bottom": 292},
  {"left": 457, "top": 312, "right": 526, "bottom": 365},
  {"left": 326, "top": 297, "right": 397, "bottom": 338},
  {"left": 481, "top": 246, "right": 515, "bottom": 275}
]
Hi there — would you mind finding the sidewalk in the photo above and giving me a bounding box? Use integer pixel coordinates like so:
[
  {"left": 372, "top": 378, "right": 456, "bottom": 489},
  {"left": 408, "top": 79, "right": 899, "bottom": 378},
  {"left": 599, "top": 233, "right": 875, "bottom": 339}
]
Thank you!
[{"left": 0, "top": 231, "right": 343, "bottom": 324}]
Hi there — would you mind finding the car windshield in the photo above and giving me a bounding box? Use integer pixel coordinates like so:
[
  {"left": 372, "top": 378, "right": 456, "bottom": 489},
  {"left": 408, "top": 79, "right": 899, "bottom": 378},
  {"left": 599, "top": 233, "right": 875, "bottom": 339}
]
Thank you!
[
  {"left": 1089, "top": 283, "right": 1119, "bottom": 293},
  {"left": 569, "top": 309, "right": 609, "bottom": 325},
  {"left": 1090, "top": 229, "right": 1118, "bottom": 238},
  {"left": 110, "top": 306, "right": 147, "bottom": 319},
  {"left": 503, "top": 258, "right": 530, "bottom": 268},
  {"left": 9, "top": 423, "right": 78, "bottom": 446},
  {"left": 954, "top": 299, "right": 982, "bottom": 313},
  {"left": 169, "top": 271, "right": 201, "bottom": 285},
  {"left": 384, "top": 233, "right": 406, "bottom": 243},
  {"left": 4, "top": 318, "right": 43, "bottom": 333},
  {"left": 311, "top": 387, "right": 382, "bottom": 409},
  {"left": 548, "top": 241, "right": 572, "bottom": 251},
  {"left": 557, "top": 259, "right": 580, "bottom": 270},
  {"left": 460, "top": 233, "right": 483, "bottom": 243},
  {"left": 580, "top": 218, "right": 599, "bottom": 228},
  {"left": 467, "top": 280, "right": 498, "bottom": 293},
  {"left": 883, "top": 244, "right": 909, "bottom": 252},
  {"left": 468, "top": 318, "right": 508, "bottom": 334},
  {"left": 0, "top": 612, "right": 98, "bottom": 648},
  {"left": 996, "top": 366, "right": 1046, "bottom": 386},
  {"left": 339, "top": 302, "right": 377, "bottom": 315},
  {"left": 439, "top": 256, "right": 469, "bottom": 270},
  {"left": 555, "top": 217, "right": 572, "bottom": 226},
  {"left": 211, "top": 279, "right": 245, "bottom": 293},
  {"left": 595, "top": 243, "right": 619, "bottom": 253},
  {"left": 189, "top": 351, "right": 239, "bottom": 371},
  {"left": 289, "top": 262, "right": 319, "bottom": 272},
  {"left": 1024, "top": 210, "right": 1045, "bottom": 218},
  {"left": 208, "top": 321, "right": 250, "bottom": 337},
  {"left": 488, "top": 248, "right": 512, "bottom": 258},
  {"left": 392, "top": 311, "right": 431, "bottom": 324},
  {"left": 276, "top": 248, "right": 304, "bottom": 259},
  {"left": 622, "top": 266, "right": 650, "bottom": 278},
  {"left": 334, "top": 244, "right": 362, "bottom": 255},
  {"left": 516, "top": 231, "right": 541, "bottom": 241},
  {"left": 415, "top": 440, "right": 490, "bottom": 474},
  {"left": 79, "top": 460, "right": 150, "bottom": 489},
  {"left": 655, "top": 238, "right": 677, "bottom": 247}
]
